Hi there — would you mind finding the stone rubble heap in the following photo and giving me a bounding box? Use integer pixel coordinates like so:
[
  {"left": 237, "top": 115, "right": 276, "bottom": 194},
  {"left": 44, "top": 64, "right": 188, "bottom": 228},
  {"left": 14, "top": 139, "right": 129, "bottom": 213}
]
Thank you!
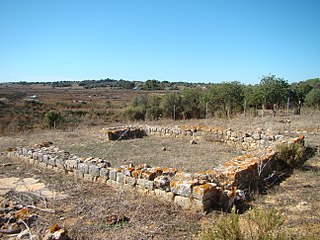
[{"left": 7, "top": 129, "right": 305, "bottom": 212}]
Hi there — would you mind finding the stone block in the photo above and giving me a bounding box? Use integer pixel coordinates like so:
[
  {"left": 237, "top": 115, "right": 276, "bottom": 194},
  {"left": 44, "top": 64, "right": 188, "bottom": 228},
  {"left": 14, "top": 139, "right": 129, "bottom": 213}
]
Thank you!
[
  {"left": 170, "top": 181, "right": 193, "bottom": 197},
  {"left": 106, "top": 180, "right": 121, "bottom": 188},
  {"left": 131, "top": 169, "right": 142, "bottom": 178},
  {"left": 84, "top": 174, "right": 97, "bottom": 182},
  {"left": 100, "top": 168, "right": 110, "bottom": 179},
  {"left": 192, "top": 183, "right": 218, "bottom": 200},
  {"left": 22, "top": 148, "right": 28, "bottom": 156},
  {"left": 65, "top": 160, "right": 78, "bottom": 171},
  {"left": 154, "top": 176, "right": 170, "bottom": 191},
  {"left": 116, "top": 172, "right": 125, "bottom": 184},
  {"left": 154, "top": 189, "right": 175, "bottom": 202},
  {"left": 144, "top": 180, "right": 154, "bottom": 190},
  {"left": 192, "top": 198, "right": 213, "bottom": 212},
  {"left": 124, "top": 176, "right": 137, "bottom": 186},
  {"left": 89, "top": 165, "right": 101, "bottom": 177},
  {"left": 174, "top": 196, "right": 193, "bottom": 210},
  {"left": 32, "top": 152, "right": 39, "bottom": 160},
  {"left": 55, "top": 158, "right": 65, "bottom": 169},
  {"left": 97, "top": 177, "right": 107, "bottom": 184},
  {"left": 42, "top": 154, "right": 49, "bottom": 164},
  {"left": 137, "top": 178, "right": 147, "bottom": 188},
  {"left": 109, "top": 169, "right": 118, "bottom": 181},
  {"left": 78, "top": 162, "right": 89, "bottom": 174},
  {"left": 48, "top": 157, "right": 56, "bottom": 167},
  {"left": 141, "top": 171, "right": 157, "bottom": 180},
  {"left": 27, "top": 150, "right": 34, "bottom": 157}
]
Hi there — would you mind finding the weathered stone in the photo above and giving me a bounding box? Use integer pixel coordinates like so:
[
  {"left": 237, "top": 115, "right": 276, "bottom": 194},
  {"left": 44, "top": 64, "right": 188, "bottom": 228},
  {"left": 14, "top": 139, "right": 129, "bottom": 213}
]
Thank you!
[
  {"left": 42, "top": 154, "right": 49, "bottom": 163},
  {"left": 109, "top": 169, "right": 118, "bottom": 181},
  {"left": 154, "top": 176, "right": 170, "bottom": 191},
  {"left": 131, "top": 169, "right": 141, "bottom": 178},
  {"left": 100, "top": 168, "right": 110, "bottom": 179},
  {"left": 78, "top": 162, "right": 89, "bottom": 174},
  {"left": 84, "top": 174, "right": 96, "bottom": 182},
  {"left": 170, "top": 181, "right": 193, "bottom": 197},
  {"left": 89, "top": 165, "right": 101, "bottom": 177},
  {"left": 27, "top": 150, "right": 34, "bottom": 157},
  {"left": 174, "top": 196, "right": 193, "bottom": 209},
  {"left": 192, "top": 198, "right": 213, "bottom": 212},
  {"left": 55, "top": 158, "right": 65, "bottom": 169},
  {"left": 32, "top": 151, "right": 39, "bottom": 160},
  {"left": 141, "top": 170, "right": 157, "bottom": 180},
  {"left": 124, "top": 176, "right": 137, "bottom": 186},
  {"left": 154, "top": 189, "right": 175, "bottom": 202},
  {"left": 116, "top": 172, "right": 125, "bottom": 184},
  {"left": 144, "top": 180, "right": 154, "bottom": 190},
  {"left": 192, "top": 183, "right": 218, "bottom": 200},
  {"left": 65, "top": 160, "right": 78, "bottom": 171},
  {"left": 136, "top": 178, "right": 148, "bottom": 188}
]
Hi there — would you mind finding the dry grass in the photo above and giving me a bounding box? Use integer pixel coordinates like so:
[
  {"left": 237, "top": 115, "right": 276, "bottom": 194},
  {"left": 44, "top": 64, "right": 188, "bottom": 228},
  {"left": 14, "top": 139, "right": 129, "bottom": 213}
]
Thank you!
[{"left": 1, "top": 111, "right": 320, "bottom": 239}]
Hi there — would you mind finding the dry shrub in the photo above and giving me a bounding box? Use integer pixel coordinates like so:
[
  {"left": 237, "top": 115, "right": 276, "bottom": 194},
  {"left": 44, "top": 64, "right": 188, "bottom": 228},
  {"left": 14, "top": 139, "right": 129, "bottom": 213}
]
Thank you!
[
  {"left": 276, "top": 142, "right": 304, "bottom": 167},
  {"left": 199, "top": 207, "right": 287, "bottom": 240}
]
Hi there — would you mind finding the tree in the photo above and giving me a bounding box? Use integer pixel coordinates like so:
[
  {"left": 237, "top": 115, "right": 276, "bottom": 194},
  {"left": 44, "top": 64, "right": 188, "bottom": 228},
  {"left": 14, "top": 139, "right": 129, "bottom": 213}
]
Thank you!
[
  {"left": 143, "top": 79, "right": 162, "bottom": 90},
  {"left": 205, "top": 82, "right": 244, "bottom": 118},
  {"left": 160, "top": 93, "right": 183, "bottom": 119},
  {"left": 259, "top": 75, "right": 289, "bottom": 110},
  {"left": 182, "top": 88, "right": 203, "bottom": 118},
  {"left": 305, "top": 89, "right": 320, "bottom": 109},
  {"left": 43, "top": 110, "right": 62, "bottom": 129}
]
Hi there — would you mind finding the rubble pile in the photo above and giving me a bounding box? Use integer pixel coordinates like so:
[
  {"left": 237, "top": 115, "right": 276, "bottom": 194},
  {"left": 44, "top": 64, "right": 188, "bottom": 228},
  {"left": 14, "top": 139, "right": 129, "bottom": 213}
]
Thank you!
[{"left": 0, "top": 193, "right": 69, "bottom": 240}]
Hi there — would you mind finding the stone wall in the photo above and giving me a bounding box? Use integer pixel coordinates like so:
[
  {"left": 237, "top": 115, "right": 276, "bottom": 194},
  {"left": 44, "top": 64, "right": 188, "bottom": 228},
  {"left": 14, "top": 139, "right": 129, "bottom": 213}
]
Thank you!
[
  {"left": 6, "top": 132, "right": 305, "bottom": 213},
  {"left": 100, "top": 125, "right": 293, "bottom": 151}
]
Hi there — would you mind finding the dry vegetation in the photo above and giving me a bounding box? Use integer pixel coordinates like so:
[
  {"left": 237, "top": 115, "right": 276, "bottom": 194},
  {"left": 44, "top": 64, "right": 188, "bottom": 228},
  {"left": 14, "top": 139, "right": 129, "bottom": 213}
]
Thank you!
[{"left": 1, "top": 84, "right": 320, "bottom": 239}]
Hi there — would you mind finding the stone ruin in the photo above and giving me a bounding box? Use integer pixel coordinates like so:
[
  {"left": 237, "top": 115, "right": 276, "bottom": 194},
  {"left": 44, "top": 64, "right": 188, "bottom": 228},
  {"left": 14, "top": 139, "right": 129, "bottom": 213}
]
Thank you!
[{"left": 7, "top": 125, "right": 306, "bottom": 213}]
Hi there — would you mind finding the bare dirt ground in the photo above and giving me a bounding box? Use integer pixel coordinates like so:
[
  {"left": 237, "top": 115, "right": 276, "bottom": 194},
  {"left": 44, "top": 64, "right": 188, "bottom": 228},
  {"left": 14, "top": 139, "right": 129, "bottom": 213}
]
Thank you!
[{"left": 1, "top": 112, "right": 320, "bottom": 239}]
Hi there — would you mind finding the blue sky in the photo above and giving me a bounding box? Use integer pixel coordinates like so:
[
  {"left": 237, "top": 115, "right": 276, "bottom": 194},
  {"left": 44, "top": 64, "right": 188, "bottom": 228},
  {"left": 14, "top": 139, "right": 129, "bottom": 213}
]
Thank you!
[{"left": 0, "top": 0, "right": 319, "bottom": 84}]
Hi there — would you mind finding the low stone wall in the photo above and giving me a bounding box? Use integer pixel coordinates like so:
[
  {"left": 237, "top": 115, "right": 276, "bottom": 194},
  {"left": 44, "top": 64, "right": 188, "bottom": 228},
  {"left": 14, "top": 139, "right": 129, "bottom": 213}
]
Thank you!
[
  {"left": 6, "top": 134, "right": 305, "bottom": 213},
  {"left": 100, "top": 126, "right": 146, "bottom": 141},
  {"left": 100, "top": 125, "right": 294, "bottom": 151}
]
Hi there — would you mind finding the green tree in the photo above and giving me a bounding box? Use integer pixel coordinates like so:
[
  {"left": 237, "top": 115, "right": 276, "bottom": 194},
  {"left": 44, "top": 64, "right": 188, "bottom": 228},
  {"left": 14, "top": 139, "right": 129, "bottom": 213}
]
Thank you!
[
  {"left": 160, "top": 93, "right": 183, "bottom": 119},
  {"left": 206, "top": 82, "right": 244, "bottom": 118},
  {"left": 259, "top": 75, "right": 289, "bottom": 109},
  {"left": 182, "top": 88, "right": 203, "bottom": 118},
  {"left": 43, "top": 110, "right": 62, "bottom": 129},
  {"left": 146, "top": 95, "right": 162, "bottom": 120},
  {"left": 305, "top": 89, "right": 320, "bottom": 108},
  {"left": 244, "top": 84, "right": 265, "bottom": 108},
  {"left": 143, "top": 79, "right": 162, "bottom": 90}
]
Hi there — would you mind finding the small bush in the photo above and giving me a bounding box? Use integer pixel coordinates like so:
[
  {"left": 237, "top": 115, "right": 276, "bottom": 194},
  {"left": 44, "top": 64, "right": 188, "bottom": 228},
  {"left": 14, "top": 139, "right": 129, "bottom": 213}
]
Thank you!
[
  {"left": 121, "top": 107, "right": 145, "bottom": 121},
  {"left": 199, "top": 207, "right": 288, "bottom": 240},
  {"left": 276, "top": 142, "right": 304, "bottom": 167},
  {"left": 43, "top": 110, "right": 63, "bottom": 129},
  {"left": 200, "top": 210, "right": 242, "bottom": 240}
]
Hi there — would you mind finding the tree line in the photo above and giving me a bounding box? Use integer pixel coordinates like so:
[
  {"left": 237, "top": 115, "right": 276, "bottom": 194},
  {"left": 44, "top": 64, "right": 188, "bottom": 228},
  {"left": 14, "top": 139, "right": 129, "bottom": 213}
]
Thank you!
[{"left": 122, "top": 75, "right": 320, "bottom": 121}]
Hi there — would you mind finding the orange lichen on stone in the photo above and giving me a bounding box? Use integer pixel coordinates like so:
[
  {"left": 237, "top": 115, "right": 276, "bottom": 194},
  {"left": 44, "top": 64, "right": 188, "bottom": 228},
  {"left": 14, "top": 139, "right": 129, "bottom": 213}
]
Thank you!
[
  {"left": 142, "top": 171, "right": 157, "bottom": 180},
  {"left": 131, "top": 169, "right": 142, "bottom": 179},
  {"left": 49, "top": 224, "right": 62, "bottom": 233},
  {"left": 192, "top": 183, "right": 218, "bottom": 200}
]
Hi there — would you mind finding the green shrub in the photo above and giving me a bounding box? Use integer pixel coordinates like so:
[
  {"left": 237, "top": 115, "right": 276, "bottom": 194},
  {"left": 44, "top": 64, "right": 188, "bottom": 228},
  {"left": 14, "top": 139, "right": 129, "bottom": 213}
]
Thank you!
[
  {"left": 43, "top": 110, "right": 63, "bottom": 129},
  {"left": 199, "top": 207, "right": 288, "bottom": 240},
  {"left": 121, "top": 107, "right": 145, "bottom": 121},
  {"left": 276, "top": 142, "right": 304, "bottom": 167}
]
